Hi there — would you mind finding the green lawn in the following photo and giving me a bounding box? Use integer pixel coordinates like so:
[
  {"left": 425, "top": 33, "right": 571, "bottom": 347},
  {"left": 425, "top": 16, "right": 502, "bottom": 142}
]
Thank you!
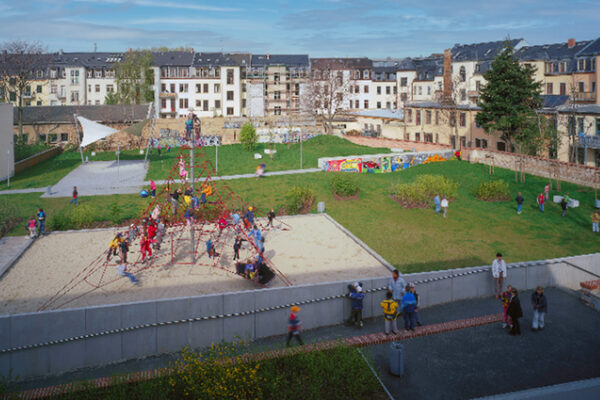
[
  {"left": 145, "top": 135, "right": 392, "bottom": 180},
  {"left": 4, "top": 159, "right": 600, "bottom": 273}
]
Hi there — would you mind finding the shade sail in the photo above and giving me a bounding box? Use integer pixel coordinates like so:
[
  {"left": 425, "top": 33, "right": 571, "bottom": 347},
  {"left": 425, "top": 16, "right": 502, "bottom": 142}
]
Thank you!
[{"left": 77, "top": 116, "right": 118, "bottom": 148}]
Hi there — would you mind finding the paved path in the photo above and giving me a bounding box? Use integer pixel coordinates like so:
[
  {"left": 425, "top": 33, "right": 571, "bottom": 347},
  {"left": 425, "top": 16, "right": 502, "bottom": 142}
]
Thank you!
[
  {"left": 0, "top": 236, "right": 34, "bottom": 280},
  {"left": 0, "top": 167, "right": 323, "bottom": 196}
]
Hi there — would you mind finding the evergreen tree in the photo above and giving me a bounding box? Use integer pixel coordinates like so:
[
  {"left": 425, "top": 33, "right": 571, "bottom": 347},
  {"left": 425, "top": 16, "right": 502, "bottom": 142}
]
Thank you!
[{"left": 476, "top": 42, "right": 542, "bottom": 153}]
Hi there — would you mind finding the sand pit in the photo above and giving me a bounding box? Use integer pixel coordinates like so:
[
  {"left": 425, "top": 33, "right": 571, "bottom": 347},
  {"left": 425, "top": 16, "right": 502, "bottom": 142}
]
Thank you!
[{"left": 0, "top": 215, "right": 391, "bottom": 315}]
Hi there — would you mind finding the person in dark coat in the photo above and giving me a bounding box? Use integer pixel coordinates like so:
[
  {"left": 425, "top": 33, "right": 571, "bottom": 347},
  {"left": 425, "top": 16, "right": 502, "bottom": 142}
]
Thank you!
[
  {"left": 531, "top": 286, "right": 548, "bottom": 331},
  {"left": 507, "top": 288, "right": 523, "bottom": 335}
]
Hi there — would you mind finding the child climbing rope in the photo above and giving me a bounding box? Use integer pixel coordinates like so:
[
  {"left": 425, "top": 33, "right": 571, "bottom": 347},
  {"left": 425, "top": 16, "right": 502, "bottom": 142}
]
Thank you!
[
  {"left": 178, "top": 157, "right": 189, "bottom": 181},
  {"left": 106, "top": 233, "right": 124, "bottom": 262},
  {"left": 140, "top": 234, "right": 153, "bottom": 263}
]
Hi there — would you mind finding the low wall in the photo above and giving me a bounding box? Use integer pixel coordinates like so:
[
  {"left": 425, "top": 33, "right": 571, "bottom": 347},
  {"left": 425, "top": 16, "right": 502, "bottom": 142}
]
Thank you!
[
  {"left": 465, "top": 148, "right": 600, "bottom": 188},
  {"left": 318, "top": 150, "right": 454, "bottom": 172},
  {"left": 1, "top": 252, "right": 598, "bottom": 382},
  {"left": 14, "top": 147, "right": 62, "bottom": 175}
]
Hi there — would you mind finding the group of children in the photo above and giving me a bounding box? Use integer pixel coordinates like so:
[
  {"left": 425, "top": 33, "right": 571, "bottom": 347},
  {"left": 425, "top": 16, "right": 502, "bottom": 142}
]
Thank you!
[
  {"left": 25, "top": 208, "right": 46, "bottom": 239},
  {"left": 500, "top": 285, "right": 547, "bottom": 335}
]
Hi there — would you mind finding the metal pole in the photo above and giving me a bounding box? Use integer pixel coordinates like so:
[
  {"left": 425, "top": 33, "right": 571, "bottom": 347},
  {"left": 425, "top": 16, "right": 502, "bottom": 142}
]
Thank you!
[
  {"left": 73, "top": 114, "right": 84, "bottom": 164},
  {"left": 144, "top": 102, "right": 156, "bottom": 166},
  {"left": 190, "top": 126, "right": 195, "bottom": 263},
  {"left": 6, "top": 149, "right": 10, "bottom": 187},
  {"left": 216, "top": 144, "right": 218, "bottom": 175}
]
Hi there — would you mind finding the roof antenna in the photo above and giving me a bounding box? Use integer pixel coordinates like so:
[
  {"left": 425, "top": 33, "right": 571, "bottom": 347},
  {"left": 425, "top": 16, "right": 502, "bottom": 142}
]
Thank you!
[{"left": 93, "top": 43, "right": 97, "bottom": 53}]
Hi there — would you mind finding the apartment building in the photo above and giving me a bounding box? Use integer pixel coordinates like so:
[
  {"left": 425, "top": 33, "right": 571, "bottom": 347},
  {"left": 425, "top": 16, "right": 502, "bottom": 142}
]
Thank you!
[{"left": 371, "top": 63, "right": 398, "bottom": 110}]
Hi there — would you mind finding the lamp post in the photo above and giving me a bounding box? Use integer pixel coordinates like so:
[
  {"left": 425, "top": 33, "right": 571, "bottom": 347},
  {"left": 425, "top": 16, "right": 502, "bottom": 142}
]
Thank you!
[{"left": 7, "top": 148, "right": 10, "bottom": 187}]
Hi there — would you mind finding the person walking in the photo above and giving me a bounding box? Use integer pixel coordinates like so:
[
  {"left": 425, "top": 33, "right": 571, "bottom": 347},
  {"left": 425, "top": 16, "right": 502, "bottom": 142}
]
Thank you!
[
  {"left": 531, "top": 286, "right": 547, "bottom": 331},
  {"left": 507, "top": 288, "right": 523, "bottom": 335},
  {"left": 347, "top": 282, "right": 365, "bottom": 328},
  {"left": 593, "top": 210, "right": 600, "bottom": 233},
  {"left": 286, "top": 306, "right": 304, "bottom": 346},
  {"left": 441, "top": 197, "right": 449, "bottom": 218},
  {"left": 492, "top": 252, "right": 507, "bottom": 299},
  {"left": 69, "top": 186, "right": 78, "bottom": 205},
  {"left": 560, "top": 197, "right": 568, "bottom": 217},
  {"left": 544, "top": 183, "right": 550, "bottom": 201},
  {"left": 380, "top": 292, "right": 399, "bottom": 335},
  {"left": 537, "top": 192, "right": 545, "bottom": 212},
  {"left": 117, "top": 263, "right": 138, "bottom": 285},
  {"left": 434, "top": 194, "right": 441, "bottom": 214},
  {"left": 515, "top": 192, "right": 524, "bottom": 215},
  {"left": 388, "top": 270, "right": 406, "bottom": 304}
]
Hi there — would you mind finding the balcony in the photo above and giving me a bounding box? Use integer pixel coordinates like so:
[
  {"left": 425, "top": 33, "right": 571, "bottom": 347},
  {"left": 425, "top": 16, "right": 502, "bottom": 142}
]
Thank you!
[
  {"left": 577, "top": 135, "right": 600, "bottom": 149},
  {"left": 23, "top": 92, "right": 33, "bottom": 99},
  {"left": 572, "top": 91, "right": 596, "bottom": 103},
  {"left": 159, "top": 92, "right": 177, "bottom": 98},
  {"left": 57, "top": 92, "right": 67, "bottom": 99}
]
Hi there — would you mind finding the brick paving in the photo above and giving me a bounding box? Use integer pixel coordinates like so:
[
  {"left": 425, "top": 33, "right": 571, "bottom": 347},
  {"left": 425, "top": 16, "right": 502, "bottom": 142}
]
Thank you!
[{"left": 580, "top": 279, "right": 600, "bottom": 290}]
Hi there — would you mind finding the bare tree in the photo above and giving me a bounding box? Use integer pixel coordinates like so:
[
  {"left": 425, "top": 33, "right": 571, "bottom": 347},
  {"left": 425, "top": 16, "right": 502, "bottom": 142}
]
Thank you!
[
  {"left": 301, "top": 66, "right": 351, "bottom": 135},
  {"left": 0, "top": 40, "right": 48, "bottom": 142}
]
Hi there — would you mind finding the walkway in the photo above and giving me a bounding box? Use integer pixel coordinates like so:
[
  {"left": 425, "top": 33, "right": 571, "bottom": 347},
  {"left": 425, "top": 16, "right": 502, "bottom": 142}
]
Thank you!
[
  {"left": 0, "top": 167, "right": 322, "bottom": 196},
  {"left": 0, "top": 236, "right": 33, "bottom": 280}
]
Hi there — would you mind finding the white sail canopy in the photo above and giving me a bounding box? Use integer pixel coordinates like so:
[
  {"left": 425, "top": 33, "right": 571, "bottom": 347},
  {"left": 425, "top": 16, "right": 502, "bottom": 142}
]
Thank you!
[{"left": 77, "top": 116, "right": 118, "bottom": 148}]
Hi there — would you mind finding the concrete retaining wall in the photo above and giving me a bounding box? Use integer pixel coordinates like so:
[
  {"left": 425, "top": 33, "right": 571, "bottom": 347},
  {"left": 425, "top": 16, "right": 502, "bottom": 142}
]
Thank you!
[
  {"left": 14, "top": 147, "right": 62, "bottom": 175},
  {"left": 1, "top": 253, "right": 599, "bottom": 382},
  {"left": 317, "top": 150, "right": 454, "bottom": 171}
]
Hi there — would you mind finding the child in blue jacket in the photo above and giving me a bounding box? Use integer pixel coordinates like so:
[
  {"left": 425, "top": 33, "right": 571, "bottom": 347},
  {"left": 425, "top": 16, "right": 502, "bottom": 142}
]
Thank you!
[
  {"left": 401, "top": 286, "right": 417, "bottom": 331},
  {"left": 347, "top": 282, "right": 365, "bottom": 328}
]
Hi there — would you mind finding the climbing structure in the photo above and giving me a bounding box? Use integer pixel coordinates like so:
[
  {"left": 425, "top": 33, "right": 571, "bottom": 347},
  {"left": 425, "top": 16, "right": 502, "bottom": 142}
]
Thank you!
[{"left": 39, "top": 143, "right": 291, "bottom": 311}]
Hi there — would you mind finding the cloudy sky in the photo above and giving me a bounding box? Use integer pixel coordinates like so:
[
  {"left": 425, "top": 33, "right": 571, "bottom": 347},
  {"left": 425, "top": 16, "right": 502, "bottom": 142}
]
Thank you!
[{"left": 1, "top": 0, "right": 598, "bottom": 57}]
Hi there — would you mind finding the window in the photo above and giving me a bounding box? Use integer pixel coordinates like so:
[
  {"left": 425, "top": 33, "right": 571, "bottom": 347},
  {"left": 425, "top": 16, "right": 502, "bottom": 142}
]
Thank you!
[
  {"left": 36, "top": 85, "right": 42, "bottom": 94},
  {"left": 427, "top": 86, "right": 431, "bottom": 95},
  {"left": 195, "top": 100, "right": 201, "bottom": 107},
  {"left": 475, "top": 81, "right": 481, "bottom": 92},
  {"left": 425, "top": 110, "right": 432, "bottom": 124},
  {"left": 560, "top": 83, "right": 566, "bottom": 96},
  {"left": 355, "top": 100, "right": 359, "bottom": 108},
  {"left": 578, "top": 82, "right": 585, "bottom": 93},
  {"left": 418, "top": 86, "right": 422, "bottom": 95},
  {"left": 203, "top": 84, "right": 209, "bottom": 93},
  {"left": 196, "top": 84, "right": 202, "bottom": 93},
  {"left": 400, "top": 93, "right": 407, "bottom": 101},
  {"left": 215, "top": 100, "right": 221, "bottom": 109},
  {"left": 449, "top": 112, "right": 456, "bottom": 127},
  {"left": 170, "top": 83, "right": 176, "bottom": 93},
  {"left": 70, "top": 70, "right": 79, "bottom": 84},
  {"left": 386, "top": 86, "right": 391, "bottom": 95},
  {"left": 203, "top": 100, "right": 209, "bottom": 111},
  {"left": 577, "top": 117, "right": 585, "bottom": 134},
  {"left": 71, "top": 91, "right": 79, "bottom": 102},
  {"left": 106, "top": 85, "right": 114, "bottom": 93},
  {"left": 95, "top": 100, "right": 100, "bottom": 105},
  {"left": 25, "top": 101, "right": 31, "bottom": 106},
  {"left": 459, "top": 112, "right": 466, "bottom": 127},
  {"left": 596, "top": 118, "right": 600, "bottom": 135},
  {"left": 481, "top": 139, "right": 488, "bottom": 148},
  {"left": 377, "top": 102, "right": 381, "bottom": 109},
  {"left": 459, "top": 66, "right": 466, "bottom": 82},
  {"left": 546, "top": 83, "right": 553, "bottom": 95},
  {"left": 497, "top": 141, "right": 506, "bottom": 151},
  {"left": 355, "top": 85, "right": 360, "bottom": 93},
  {"left": 415, "top": 132, "right": 420, "bottom": 141},
  {"left": 9, "top": 91, "right": 16, "bottom": 101},
  {"left": 407, "top": 109, "right": 412, "bottom": 123},
  {"left": 227, "top": 107, "right": 234, "bottom": 115},
  {"left": 435, "top": 111, "right": 439, "bottom": 125},
  {"left": 39, "top": 134, "right": 47, "bottom": 143},
  {"left": 364, "top": 85, "right": 369, "bottom": 93},
  {"left": 161, "top": 99, "right": 167, "bottom": 109},
  {"left": 460, "top": 89, "right": 466, "bottom": 101},
  {"left": 214, "top": 84, "right": 220, "bottom": 93},
  {"left": 377, "top": 86, "right": 381, "bottom": 95},
  {"left": 273, "top": 73, "right": 280, "bottom": 83},
  {"left": 50, "top": 69, "right": 57, "bottom": 79},
  {"left": 36, "top": 100, "right": 42, "bottom": 105},
  {"left": 386, "top": 102, "right": 391, "bottom": 109},
  {"left": 179, "top": 98, "right": 188, "bottom": 109},
  {"left": 424, "top": 133, "right": 433, "bottom": 143},
  {"left": 225, "top": 90, "right": 233, "bottom": 101},
  {"left": 95, "top": 70, "right": 102, "bottom": 78},
  {"left": 227, "top": 69, "right": 234, "bottom": 84},
  {"left": 88, "top": 84, "right": 91, "bottom": 93},
  {"left": 416, "top": 110, "right": 421, "bottom": 125},
  {"left": 274, "top": 91, "right": 281, "bottom": 100},
  {"left": 51, "top": 85, "right": 57, "bottom": 94},
  {"left": 61, "top": 133, "right": 68, "bottom": 142},
  {"left": 95, "top": 84, "right": 100, "bottom": 93},
  {"left": 593, "top": 82, "right": 597, "bottom": 93},
  {"left": 364, "top": 100, "right": 369, "bottom": 109},
  {"left": 400, "top": 77, "right": 407, "bottom": 87},
  {"left": 179, "top": 84, "right": 188, "bottom": 93},
  {"left": 274, "top": 106, "right": 282, "bottom": 115},
  {"left": 404, "top": 132, "right": 410, "bottom": 140},
  {"left": 435, "top": 133, "right": 439, "bottom": 143},
  {"left": 49, "top": 134, "right": 58, "bottom": 143}
]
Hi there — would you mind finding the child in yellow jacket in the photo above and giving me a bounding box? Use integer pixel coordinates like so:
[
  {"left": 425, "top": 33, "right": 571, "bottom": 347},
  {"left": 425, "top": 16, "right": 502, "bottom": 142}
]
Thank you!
[{"left": 380, "top": 291, "right": 399, "bottom": 335}]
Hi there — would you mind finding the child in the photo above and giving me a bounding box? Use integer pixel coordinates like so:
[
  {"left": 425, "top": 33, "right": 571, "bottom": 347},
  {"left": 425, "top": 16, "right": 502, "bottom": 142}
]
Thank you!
[
  {"left": 140, "top": 234, "right": 153, "bottom": 263},
  {"left": 560, "top": 197, "right": 567, "bottom": 217},
  {"left": 155, "top": 219, "right": 166, "bottom": 250},
  {"left": 26, "top": 217, "right": 37, "bottom": 239},
  {"left": 515, "top": 192, "right": 524, "bottom": 215},
  {"left": 409, "top": 283, "right": 422, "bottom": 326},
  {"left": 544, "top": 183, "right": 550, "bottom": 200},
  {"left": 206, "top": 237, "right": 218, "bottom": 258},
  {"left": 233, "top": 235, "right": 245, "bottom": 260},
  {"left": 37, "top": 208, "right": 46, "bottom": 236},
  {"left": 286, "top": 306, "right": 304, "bottom": 347},
  {"left": 500, "top": 284, "right": 513, "bottom": 329},
  {"left": 128, "top": 224, "right": 139, "bottom": 243},
  {"left": 245, "top": 207, "right": 255, "bottom": 225},
  {"left": 531, "top": 286, "right": 547, "bottom": 331},
  {"left": 69, "top": 186, "right": 78, "bottom": 205},
  {"left": 441, "top": 197, "right": 448, "bottom": 218},
  {"left": 250, "top": 225, "right": 262, "bottom": 244},
  {"left": 537, "top": 192, "right": 545, "bottom": 212},
  {"left": 592, "top": 210, "right": 599, "bottom": 232},
  {"left": 347, "top": 282, "right": 365, "bottom": 328},
  {"left": 244, "top": 260, "right": 257, "bottom": 280},
  {"left": 507, "top": 288, "right": 523, "bottom": 335},
  {"left": 107, "top": 233, "right": 123, "bottom": 262},
  {"left": 116, "top": 263, "right": 138, "bottom": 285},
  {"left": 119, "top": 238, "right": 129, "bottom": 264},
  {"left": 267, "top": 209, "right": 276, "bottom": 227},
  {"left": 401, "top": 285, "right": 417, "bottom": 331},
  {"left": 184, "top": 209, "right": 194, "bottom": 226},
  {"left": 434, "top": 194, "right": 441, "bottom": 214},
  {"left": 147, "top": 220, "right": 157, "bottom": 241},
  {"left": 380, "top": 292, "right": 399, "bottom": 335},
  {"left": 150, "top": 181, "right": 157, "bottom": 197}
]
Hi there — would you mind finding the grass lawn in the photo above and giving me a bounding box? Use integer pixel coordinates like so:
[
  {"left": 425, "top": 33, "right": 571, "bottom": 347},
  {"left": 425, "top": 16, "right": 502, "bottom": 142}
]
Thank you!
[
  {"left": 4, "top": 158, "right": 600, "bottom": 273},
  {"left": 145, "top": 135, "right": 391, "bottom": 180}
]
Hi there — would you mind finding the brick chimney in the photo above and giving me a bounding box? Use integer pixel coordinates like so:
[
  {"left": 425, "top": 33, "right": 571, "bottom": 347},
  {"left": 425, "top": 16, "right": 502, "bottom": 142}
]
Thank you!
[
  {"left": 568, "top": 38, "right": 576, "bottom": 48},
  {"left": 443, "top": 49, "right": 452, "bottom": 100}
]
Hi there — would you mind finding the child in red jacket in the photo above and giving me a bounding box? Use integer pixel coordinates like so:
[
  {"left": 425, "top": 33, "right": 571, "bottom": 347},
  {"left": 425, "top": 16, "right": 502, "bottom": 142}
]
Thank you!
[{"left": 500, "top": 285, "right": 513, "bottom": 329}]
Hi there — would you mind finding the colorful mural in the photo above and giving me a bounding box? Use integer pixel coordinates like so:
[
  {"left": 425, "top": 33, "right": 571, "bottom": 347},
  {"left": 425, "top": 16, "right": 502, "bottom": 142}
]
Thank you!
[{"left": 320, "top": 151, "right": 454, "bottom": 173}]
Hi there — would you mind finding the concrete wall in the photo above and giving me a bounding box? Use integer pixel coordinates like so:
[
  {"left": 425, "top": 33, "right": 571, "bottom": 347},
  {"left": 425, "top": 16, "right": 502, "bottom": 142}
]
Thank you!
[
  {"left": 14, "top": 147, "right": 62, "bottom": 174},
  {"left": 318, "top": 149, "right": 455, "bottom": 171},
  {"left": 0, "top": 104, "right": 14, "bottom": 182},
  {"left": 1, "top": 253, "right": 599, "bottom": 382}
]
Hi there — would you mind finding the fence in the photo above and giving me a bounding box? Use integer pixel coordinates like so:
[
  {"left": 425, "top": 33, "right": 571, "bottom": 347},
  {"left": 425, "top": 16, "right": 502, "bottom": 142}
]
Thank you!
[
  {"left": 14, "top": 147, "right": 62, "bottom": 175},
  {"left": 466, "top": 148, "right": 600, "bottom": 188}
]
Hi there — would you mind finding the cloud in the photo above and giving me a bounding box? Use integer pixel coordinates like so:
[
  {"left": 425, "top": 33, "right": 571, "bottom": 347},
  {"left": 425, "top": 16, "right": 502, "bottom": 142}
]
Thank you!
[{"left": 73, "top": 0, "right": 240, "bottom": 12}]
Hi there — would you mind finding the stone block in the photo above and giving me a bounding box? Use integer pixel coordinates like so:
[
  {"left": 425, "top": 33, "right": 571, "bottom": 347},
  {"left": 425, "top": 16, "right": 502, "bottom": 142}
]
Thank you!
[
  {"left": 121, "top": 301, "right": 157, "bottom": 360},
  {"left": 85, "top": 305, "right": 122, "bottom": 367},
  {"left": 525, "top": 265, "right": 552, "bottom": 290},
  {"left": 418, "top": 278, "right": 452, "bottom": 308},
  {"left": 506, "top": 267, "right": 527, "bottom": 292},
  {"left": 301, "top": 282, "right": 344, "bottom": 331},
  {"left": 451, "top": 272, "right": 490, "bottom": 301},
  {"left": 46, "top": 309, "right": 86, "bottom": 375},
  {"left": 223, "top": 291, "right": 255, "bottom": 342},
  {"left": 189, "top": 294, "right": 224, "bottom": 349},
  {"left": 9, "top": 313, "right": 50, "bottom": 380},
  {"left": 156, "top": 298, "right": 190, "bottom": 354},
  {"left": 254, "top": 287, "right": 297, "bottom": 339}
]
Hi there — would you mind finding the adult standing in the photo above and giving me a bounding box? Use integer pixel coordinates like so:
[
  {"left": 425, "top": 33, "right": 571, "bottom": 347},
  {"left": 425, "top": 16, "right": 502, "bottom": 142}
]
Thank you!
[
  {"left": 515, "top": 192, "right": 524, "bottom": 215},
  {"left": 531, "top": 286, "right": 547, "bottom": 331},
  {"left": 537, "top": 192, "right": 545, "bottom": 212},
  {"left": 491, "top": 252, "right": 507, "bottom": 299},
  {"left": 37, "top": 208, "right": 46, "bottom": 236},
  {"left": 388, "top": 270, "right": 406, "bottom": 304},
  {"left": 507, "top": 288, "right": 523, "bottom": 335}
]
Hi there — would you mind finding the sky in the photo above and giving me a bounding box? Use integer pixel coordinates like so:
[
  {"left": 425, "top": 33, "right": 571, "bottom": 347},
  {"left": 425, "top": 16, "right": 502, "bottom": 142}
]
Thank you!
[{"left": 0, "top": 0, "right": 598, "bottom": 58}]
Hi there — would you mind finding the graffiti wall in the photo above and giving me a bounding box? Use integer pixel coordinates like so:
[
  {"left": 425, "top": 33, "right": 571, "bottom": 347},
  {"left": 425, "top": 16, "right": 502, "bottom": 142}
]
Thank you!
[
  {"left": 318, "top": 150, "right": 455, "bottom": 173},
  {"left": 256, "top": 129, "right": 318, "bottom": 144},
  {"left": 151, "top": 128, "right": 221, "bottom": 147}
]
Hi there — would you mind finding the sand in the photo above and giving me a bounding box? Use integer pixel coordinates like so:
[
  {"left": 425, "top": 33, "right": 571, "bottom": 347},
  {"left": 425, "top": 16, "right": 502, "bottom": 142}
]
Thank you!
[{"left": 0, "top": 215, "right": 390, "bottom": 315}]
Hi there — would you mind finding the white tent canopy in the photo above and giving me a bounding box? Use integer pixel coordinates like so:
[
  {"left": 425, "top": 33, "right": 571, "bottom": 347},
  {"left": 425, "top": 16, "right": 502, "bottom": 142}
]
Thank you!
[{"left": 77, "top": 116, "right": 118, "bottom": 148}]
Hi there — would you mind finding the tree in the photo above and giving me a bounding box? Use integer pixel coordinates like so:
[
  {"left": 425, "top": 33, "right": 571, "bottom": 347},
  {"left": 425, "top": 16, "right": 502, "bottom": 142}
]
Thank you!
[
  {"left": 476, "top": 42, "right": 542, "bottom": 153},
  {"left": 0, "top": 40, "right": 48, "bottom": 143},
  {"left": 112, "top": 50, "right": 154, "bottom": 105},
  {"left": 104, "top": 91, "right": 118, "bottom": 105},
  {"left": 240, "top": 122, "right": 257, "bottom": 152},
  {"left": 301, "top": 64, "right": 351, "bottom": 135}
]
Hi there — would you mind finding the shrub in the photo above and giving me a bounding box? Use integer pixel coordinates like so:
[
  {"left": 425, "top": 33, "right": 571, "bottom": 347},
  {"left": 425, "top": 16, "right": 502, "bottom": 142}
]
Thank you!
[
  {"left": 0, "top": 199, "right": 21, "bottom": 238},
  {"left": 239, "top": 122, "right": 257, "bottom": 152},
  {"left": 285, "top": 185, "right": 316, "bottom": 214},
  {"left": 331, "top": 174, "right": 359, "bottom": 197},
  {"left": 476, "top": 180, "right": 510, "bottom": 201},
  {"left": 392, "top": 174, "right": 458, "bottom": 208},
  {"left": 49, "top": 204, "right": 100, "bottom": 231}
]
